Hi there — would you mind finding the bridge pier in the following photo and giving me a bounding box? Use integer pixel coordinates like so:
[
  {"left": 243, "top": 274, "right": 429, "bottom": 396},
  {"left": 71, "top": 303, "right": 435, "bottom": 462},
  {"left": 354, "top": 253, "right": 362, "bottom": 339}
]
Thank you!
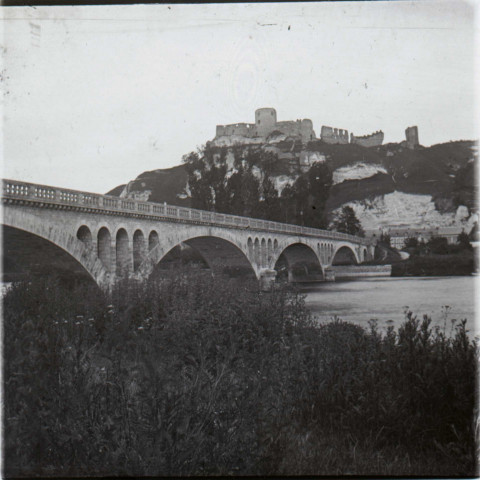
[
  {"left": 259, "top": 268, "right": 277, "bottom": 291},
  {"left": 286, "top": 264, "right": 325, "bottom": 283},
  {"left": 323, "top": 267, "right": 335, "bottom": 282}
]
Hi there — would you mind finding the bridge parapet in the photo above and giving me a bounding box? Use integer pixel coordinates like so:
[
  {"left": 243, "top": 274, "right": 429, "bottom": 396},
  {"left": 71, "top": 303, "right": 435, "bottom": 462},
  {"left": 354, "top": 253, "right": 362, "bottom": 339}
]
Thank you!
[{"left": 2, "top": 178, "right": 371, "bottom": 245}]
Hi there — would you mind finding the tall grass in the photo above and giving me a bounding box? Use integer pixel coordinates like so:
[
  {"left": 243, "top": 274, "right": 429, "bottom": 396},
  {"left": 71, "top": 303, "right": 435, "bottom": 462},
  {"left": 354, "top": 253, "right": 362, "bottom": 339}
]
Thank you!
[{"left": 3, "top": 272, "right": 478, "bottom": 476}]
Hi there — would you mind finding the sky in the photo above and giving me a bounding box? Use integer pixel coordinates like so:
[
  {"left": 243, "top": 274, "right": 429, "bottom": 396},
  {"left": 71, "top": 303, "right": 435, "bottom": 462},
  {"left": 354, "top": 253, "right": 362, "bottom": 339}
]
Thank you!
[{"left": 2, "top": 1, "right": 479, "bottom": 193}]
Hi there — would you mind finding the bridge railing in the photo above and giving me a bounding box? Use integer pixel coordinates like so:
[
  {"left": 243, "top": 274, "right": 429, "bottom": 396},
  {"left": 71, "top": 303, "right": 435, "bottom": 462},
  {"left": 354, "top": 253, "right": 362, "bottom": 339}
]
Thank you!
[{"left": 2, "top": 179, "right": 371, "bottom": 245}]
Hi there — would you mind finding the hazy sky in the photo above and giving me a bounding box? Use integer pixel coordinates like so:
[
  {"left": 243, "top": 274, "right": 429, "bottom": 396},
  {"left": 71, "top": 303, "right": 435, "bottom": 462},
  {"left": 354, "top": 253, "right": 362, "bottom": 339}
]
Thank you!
[{"left": 2, "top": 1, "right": 478, "bottom": 193}]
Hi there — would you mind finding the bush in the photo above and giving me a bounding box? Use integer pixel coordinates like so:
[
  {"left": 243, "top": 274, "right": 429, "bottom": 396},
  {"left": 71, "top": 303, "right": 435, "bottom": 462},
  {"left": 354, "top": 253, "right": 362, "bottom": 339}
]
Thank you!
[
  {"left": 3, "top": 274, "right": 478, "bottom": 476},
  {"left": 391, "top": 252, "right": 474, "bottom": 276},
  {"left": 427, "top": 236, "right": 449, "bottom": 254},
  {"left": 457, "top": 231, "right": 472, "bottom": 250},
  {"left": 404, "top": 236, "right": 419, "bottom": 249}
]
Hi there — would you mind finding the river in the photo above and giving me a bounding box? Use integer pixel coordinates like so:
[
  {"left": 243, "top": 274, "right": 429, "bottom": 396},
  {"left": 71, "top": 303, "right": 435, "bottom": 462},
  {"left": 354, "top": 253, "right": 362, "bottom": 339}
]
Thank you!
[{"left": 299, "top": 276, "right": 479, "bottom": 338}]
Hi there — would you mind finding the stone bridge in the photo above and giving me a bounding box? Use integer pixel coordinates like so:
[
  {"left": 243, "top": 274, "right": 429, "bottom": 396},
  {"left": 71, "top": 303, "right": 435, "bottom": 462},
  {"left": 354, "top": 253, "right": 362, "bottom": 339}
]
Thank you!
[{"left": 2, "top": 179, "right": 374, "bottom": 290}]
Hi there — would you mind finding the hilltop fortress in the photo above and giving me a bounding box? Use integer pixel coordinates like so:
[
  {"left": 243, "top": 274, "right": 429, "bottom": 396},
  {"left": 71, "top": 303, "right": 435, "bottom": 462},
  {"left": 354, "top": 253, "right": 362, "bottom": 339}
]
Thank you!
[
  {"left": 214, "top": 108, "right": 419, "bottom": 149},
  {"left": 215, "top": 108, "right": 316, "bottom": 144}
]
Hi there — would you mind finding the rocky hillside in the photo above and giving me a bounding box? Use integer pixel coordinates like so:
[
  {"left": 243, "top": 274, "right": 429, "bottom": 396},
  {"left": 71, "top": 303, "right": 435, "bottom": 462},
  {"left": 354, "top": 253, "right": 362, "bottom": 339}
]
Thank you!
[{"left": 107, "top": 138, "right": 478, "bottom": 232}]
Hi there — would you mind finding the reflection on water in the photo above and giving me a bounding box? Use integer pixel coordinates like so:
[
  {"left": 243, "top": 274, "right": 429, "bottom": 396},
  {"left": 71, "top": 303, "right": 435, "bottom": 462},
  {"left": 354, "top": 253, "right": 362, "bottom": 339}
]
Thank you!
[{"left": 299, "top": 276, "right": 479, "bottom": 337}]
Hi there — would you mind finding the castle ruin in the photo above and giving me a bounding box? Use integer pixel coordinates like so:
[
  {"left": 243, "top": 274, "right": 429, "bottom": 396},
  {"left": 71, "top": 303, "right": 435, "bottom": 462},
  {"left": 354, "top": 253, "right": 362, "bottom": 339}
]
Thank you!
[
  {"left": 350, "top": 130, "right": 385, "bottom": 148},
  {"left": 214, "top": 108, "right": 418, "bottom": 149},
  {"left": 320, "top": 126, "right": 349, "bottom": 145},
  {"left": 215, "top": 108, "right": 316, "bottom": 144},
  {"left": 405, "top": 126, "right": 419, "bottom": 149}
]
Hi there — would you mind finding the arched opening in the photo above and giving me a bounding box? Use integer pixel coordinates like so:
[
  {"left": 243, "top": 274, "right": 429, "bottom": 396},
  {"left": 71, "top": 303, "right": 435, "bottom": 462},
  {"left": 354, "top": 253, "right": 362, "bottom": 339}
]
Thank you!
[
  {"left": 261, "top": 238, "right": 267, "bottom": 267},
  {"left": 363, "top": 248, "right": 368, "bottom": 263},
  {"left": 331, "top": 246, "right": 358, "bottom": 266},
  {"left": 274, "top": 243, "right": 323, "bottom": 283},
  {"left": 77, "top": 225, "right": 92, "bottom": 250},
  {"left": 151, "top": 243, "right": 209, "bottom": 279},
  {"left": 148, "top": 230, "right": 159, "bottom": 251},
  {"left": 2, "top": 225, "right": 97, "bottom": 286},
  {"left": 267, "top": 239, "right": 273, "bottom": 266},
  {"left": 150, "top": 236, "right": 256, "bottom": 281},
  {"left": 116, "top": 229, "right": 130, "bottom": 277},
  {"left": 98, "top": 227, "right": 112, "bottom": 272},
  {"left": 133, "top": 230, "right": 146, "bottom": 272},
  {"left": 248, "top": 237, "right": 254, "bottom": 259},
  {"left": 254, "top": 238, "right": 260, "bottom": 265}
]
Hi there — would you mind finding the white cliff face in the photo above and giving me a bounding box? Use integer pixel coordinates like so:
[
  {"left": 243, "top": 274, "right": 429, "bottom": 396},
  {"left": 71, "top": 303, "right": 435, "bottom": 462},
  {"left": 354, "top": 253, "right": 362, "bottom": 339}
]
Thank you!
[
  {"left": 300, "top": 151, "right": 326, "bottom": 166},
  {"left": 334, "top": 191, "right": 476, "bottom": 231},
  {"left": 333, "top": 163, "right": 387, "bottom": 184},
  {"left": 273, "top": 175, "right": 294, "bottom": 194},
  {"left": 120, "top": 181, "right": 152, "bottom": 201}
]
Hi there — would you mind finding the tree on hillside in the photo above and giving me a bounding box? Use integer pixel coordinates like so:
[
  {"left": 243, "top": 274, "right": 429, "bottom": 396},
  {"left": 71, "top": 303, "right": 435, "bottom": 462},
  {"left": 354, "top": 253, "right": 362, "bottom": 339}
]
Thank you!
[
  {"left": 280, "top": 183, "right": 296, "bottom": 224},
  {"left": 183, "top": 144, "right": 332, "bottom": 227},
  {"left": 403, "top": 236, "right": 419, "bottom": 249},
  {"left": 379, "top": 232, "right": 391, "bottom": 248},
  {"left": 330, "top": 206, "right": 365, "bottom": 237},
  {"left": 457, "top": 231, "right": 472, "bottom": 250},
  {"left": 279, "top": 162, "right": 332, "bottom": 228},
  {"left": 304, "top": 161, "right": 332, "bottom": 228},
  {"left": 225, "top": 165, "right": 261, "bottom": 218},
  {"left": 259, "top": 175, "right": 281, "bottom": 221},
  {"left": 183, "top": 144, "right": 229, "bottom": 213}
]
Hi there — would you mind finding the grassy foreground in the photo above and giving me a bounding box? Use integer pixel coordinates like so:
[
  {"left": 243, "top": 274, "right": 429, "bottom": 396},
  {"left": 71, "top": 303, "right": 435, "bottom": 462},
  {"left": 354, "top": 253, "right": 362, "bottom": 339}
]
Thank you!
[{"left": 3, "top": 273, "right": 478, "bottom": 476}]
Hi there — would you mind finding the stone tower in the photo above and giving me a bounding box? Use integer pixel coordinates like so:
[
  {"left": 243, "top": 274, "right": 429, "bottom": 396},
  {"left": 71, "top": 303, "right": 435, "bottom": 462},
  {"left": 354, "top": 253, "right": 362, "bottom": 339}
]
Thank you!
[
  {"left": 255, "top": 108, "right": 277, "bottom": 137},
  {"left": 405, "top": 126, "right": 419, "bottom": 149}
]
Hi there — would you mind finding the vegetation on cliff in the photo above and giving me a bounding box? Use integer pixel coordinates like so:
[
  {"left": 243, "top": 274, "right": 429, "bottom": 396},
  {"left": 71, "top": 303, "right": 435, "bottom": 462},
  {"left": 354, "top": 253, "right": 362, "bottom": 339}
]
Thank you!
[
  {"left": 329, "top": 205, "right": 365, "bottom": 236},
  {"left": 3, "top": 274, "right": 477, "bottom": 476},
  {"left": 107, "top": 139, "right": 477, "bottom": 231},
  {"left": 182, "top": 144, "right": 333, "bottom": 228}
]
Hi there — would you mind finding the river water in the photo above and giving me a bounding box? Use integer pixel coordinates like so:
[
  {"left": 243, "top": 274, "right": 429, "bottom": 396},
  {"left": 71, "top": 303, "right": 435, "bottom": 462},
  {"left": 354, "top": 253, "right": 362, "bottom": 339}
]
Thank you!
[{"left": 299, "top": 276, "right": 479, "bottom": 338}]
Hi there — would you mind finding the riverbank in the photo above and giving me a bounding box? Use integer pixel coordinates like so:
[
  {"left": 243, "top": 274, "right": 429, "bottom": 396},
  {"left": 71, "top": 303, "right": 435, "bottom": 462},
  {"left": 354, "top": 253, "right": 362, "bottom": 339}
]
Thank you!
[
  {"left": 331, "top": 264, "right": 391, "bottom": 279},
  {"left": 3, "top": 275, "right": 477, "bottom": 477}
]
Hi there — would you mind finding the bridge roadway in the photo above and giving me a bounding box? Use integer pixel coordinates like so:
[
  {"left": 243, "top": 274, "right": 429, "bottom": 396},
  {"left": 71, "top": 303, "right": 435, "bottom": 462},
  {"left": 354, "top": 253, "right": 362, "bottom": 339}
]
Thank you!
[{"left": 1, "top": 179, "right": 374, "bottom": 290}]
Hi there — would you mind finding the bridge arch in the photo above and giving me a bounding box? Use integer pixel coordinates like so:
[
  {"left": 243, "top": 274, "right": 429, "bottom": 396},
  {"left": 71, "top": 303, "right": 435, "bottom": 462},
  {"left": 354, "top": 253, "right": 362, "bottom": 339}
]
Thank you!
[
  {"left": 97, "top": 227, "right": 112, "bottom": 273},
  {"left": 331, "top": 243, "right": 361, "bottom": 266},
  {"left": 77, "top": 225, "right": 93, "bottom": 250},
  {"left": 133, "top": 229, "right": 147, "bottom": 272},
  {"left": 148, "top": 230, "right": 159, "bottom": 251},
  {"left": 116, "top": 228, "right": 130, "bottom": 277},
  {"left": 2, "top": 210, "right": 109, "bottom": 288},
  {"left": 137, "top": 228, "right": 258, "bottom": 281},
  {"left": 254, "top": 238, "right": 260, "bottom": 265},
  {"left": 261, "top": 238, "right": 267, "bottom": 267},
  {"left": 247, "top": 237, "right": 254, "bottom": 258},
  {"left": 273, "top": 242, "right": 324, "bottom": 282}
]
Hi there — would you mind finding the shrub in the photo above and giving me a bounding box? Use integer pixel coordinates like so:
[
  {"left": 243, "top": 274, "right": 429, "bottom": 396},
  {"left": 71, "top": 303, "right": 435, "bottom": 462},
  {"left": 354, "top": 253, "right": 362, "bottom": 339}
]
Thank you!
[
  {"left": 3, "top": 274, "right": 477, "bottom": 476},
  {"left": 404, "top": 236, "right": 418, "bottom": 249},
  {"left": 457, "top": 231, "right": 472, "bottom": 250},
  {"left": 427, "top": 236, "right": 449, "bottom": 254}
]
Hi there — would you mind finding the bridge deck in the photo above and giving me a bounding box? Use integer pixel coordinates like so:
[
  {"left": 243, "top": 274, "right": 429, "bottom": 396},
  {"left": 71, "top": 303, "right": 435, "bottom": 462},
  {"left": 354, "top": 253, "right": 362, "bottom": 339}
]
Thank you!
[{"left": 2, "top": 178, "right": 370, "bottom": 245}]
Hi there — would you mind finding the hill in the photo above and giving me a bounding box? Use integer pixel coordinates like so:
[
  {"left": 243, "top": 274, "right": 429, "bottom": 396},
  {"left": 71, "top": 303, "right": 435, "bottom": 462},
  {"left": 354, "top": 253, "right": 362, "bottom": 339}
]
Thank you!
[{"left": 107, "top": 139, "right": 478, "bottom": 232}]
